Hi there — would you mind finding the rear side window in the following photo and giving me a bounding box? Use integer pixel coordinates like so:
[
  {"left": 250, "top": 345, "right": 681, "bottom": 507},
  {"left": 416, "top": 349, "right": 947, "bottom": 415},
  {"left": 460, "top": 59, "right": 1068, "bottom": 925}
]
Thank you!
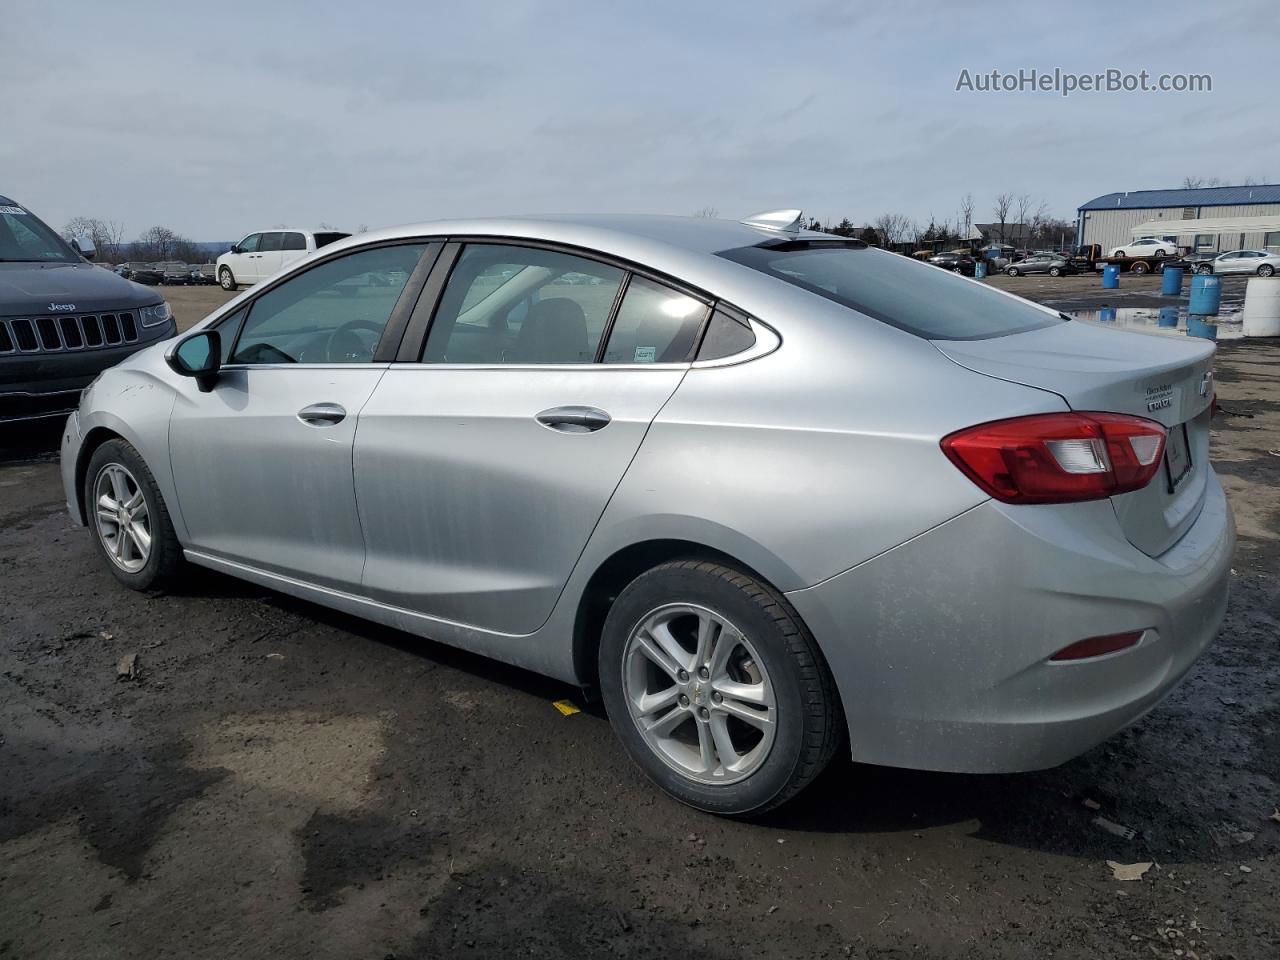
[
  {"left": 718, "top": 243, "right": 1063, "bottom": 340},
  {"left": 282, "top": 232, "right": 307, "bottom": 251},
  {"left": 697, "top": 308, "right": 756, "bottom": 360},
  {"left": 602, "top": 276, "right": 706, "bottom": 364},
  {"left": 314, "top": 232, "right": 350, "bottom": 249}
]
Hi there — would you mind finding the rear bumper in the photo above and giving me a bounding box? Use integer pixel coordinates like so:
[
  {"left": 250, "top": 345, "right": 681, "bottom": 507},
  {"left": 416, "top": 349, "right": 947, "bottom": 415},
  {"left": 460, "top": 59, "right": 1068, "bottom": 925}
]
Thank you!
[{"left": 787, "top": 470, "right": 1235, "bottom": 773}]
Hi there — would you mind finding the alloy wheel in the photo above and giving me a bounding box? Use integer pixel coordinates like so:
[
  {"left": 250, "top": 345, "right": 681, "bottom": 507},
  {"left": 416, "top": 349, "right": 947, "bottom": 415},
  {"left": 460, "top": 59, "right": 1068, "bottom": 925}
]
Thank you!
[
  {"left": 93, "top": 463, "right": 151, "bottom": 573},
  {"left": 622, "top": 603, "right": 776, "bottom": 785}
]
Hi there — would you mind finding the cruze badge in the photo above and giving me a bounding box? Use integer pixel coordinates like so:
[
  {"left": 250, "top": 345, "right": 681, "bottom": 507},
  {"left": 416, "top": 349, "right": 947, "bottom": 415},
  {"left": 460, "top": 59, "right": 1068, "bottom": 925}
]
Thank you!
[
  {"left": 48, "top": 302, "right": 76, "bottom": 312},
  {"left": 1198, "top": 372, "right": 1213, "bottom": 397}
]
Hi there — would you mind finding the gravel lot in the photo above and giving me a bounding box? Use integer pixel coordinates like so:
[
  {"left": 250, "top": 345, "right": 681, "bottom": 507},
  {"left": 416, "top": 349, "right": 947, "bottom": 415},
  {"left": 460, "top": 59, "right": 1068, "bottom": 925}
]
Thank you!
[{"left": 2, "top": 274, "right": 1277, "bottom": 959}]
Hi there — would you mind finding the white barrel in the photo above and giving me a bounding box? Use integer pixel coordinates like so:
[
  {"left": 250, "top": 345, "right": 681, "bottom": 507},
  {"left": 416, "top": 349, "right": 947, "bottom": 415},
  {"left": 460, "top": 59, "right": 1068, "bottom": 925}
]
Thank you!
[{"left": 1243, "top": 277, "right": 1280, "bottom": 337}]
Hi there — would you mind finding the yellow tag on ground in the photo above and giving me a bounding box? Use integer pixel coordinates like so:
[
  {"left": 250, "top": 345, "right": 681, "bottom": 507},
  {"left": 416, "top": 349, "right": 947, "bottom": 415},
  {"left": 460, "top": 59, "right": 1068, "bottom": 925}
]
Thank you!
[{"left": 552, "top": 699, "right": 581, "bottom": 716}]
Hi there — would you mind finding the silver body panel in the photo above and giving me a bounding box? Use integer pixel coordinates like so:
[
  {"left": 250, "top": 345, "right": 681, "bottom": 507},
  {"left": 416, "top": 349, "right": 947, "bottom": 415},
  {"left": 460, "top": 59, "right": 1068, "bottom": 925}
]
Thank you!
[{"left": 62, "top": 214, "right": 1234, "bottom": 774}]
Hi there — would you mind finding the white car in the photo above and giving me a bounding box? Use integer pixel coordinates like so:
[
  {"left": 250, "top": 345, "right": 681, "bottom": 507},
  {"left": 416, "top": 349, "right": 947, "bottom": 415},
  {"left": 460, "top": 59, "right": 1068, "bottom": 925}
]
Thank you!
[
  {"left": 1193, "top": 249, "right": 1280, "bottom": 277},
  {"left": 1109, "top": 237, "right": 1178, "bottom": 260},
  {"left": 216, "top": 228, "right": 350, "bottom": 291}
]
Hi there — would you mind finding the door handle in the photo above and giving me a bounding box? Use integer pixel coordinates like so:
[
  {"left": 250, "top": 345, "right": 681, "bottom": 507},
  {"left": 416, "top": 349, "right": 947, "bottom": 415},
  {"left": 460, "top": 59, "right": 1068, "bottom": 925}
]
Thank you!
[
  {"left": 535, "top": 405, "right": 611, "bottom": 434},
  {"left": 297, "top": 402, "right": 347, "bottom": 426}
]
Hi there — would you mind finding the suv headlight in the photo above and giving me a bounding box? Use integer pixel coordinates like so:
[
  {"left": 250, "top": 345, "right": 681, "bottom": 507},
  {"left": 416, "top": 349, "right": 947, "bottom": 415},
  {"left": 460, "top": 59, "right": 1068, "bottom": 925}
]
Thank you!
[{"left": 139, "top": 301, "right": 173, "bottom": 327}]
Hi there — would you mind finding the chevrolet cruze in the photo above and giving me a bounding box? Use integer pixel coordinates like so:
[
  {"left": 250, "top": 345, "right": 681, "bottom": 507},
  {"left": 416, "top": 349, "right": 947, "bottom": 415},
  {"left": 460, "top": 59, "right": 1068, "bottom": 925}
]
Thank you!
[{"left": 62, "top": 210, "right": 1234, "bottom": 815}]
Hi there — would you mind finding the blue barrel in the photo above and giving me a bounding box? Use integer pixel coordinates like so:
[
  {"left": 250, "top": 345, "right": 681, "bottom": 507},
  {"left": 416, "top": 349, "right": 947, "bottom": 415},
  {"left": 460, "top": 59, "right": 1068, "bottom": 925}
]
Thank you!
[
  {"left": 1158, "top": 307, "right": 1179, "bottom": 327},
  {"left": 1102, "top": 264, "right": 1121, "bottom": 288},
  {"left": 1189, "top": 274, "right": 1221, "bottom": 315},
  {"left": 975, "top": 261, "right": 987, "bottom": 279},
  {"left": 1186, "top": 315, "right": 1218, "bottom": 341},
  {"left": 1099, "top": 307, "right": 1116, "bottom": 323},
  {"left": 1161, "top": 267, "right": 1184, "bottom": 296}
]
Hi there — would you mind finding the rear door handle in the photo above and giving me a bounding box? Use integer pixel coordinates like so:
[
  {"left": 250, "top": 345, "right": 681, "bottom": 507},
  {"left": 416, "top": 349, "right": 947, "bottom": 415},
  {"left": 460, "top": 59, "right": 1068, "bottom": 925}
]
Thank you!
[
  {"left": 535, "top": 405, "right": 611, "bottom": 433},
  {"left": 297, "top": 402, "right": 347, "bottom": 426}
]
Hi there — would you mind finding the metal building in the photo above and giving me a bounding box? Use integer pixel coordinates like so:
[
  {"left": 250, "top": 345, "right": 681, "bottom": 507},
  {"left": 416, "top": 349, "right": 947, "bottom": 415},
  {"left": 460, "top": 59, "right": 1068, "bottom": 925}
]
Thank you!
[{"left": 1077, "top": 184, "right": 1280, "bottom": 255}]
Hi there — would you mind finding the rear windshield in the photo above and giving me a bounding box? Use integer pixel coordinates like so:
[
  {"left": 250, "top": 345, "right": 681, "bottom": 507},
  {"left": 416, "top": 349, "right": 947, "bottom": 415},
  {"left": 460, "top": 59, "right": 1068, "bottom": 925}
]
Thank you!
[
  {"left": 718, "top": 242, "right": 1064, "bottom": 340},
  {"left": 314, "top": 232, "right": 350, "bottom": 249}
]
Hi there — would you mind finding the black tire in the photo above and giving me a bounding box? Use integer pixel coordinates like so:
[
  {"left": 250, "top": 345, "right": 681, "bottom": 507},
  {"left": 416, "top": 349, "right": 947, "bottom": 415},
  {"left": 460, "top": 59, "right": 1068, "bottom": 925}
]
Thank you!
[
  {"left": 1049, "top": 266, "right": 1062, "bottom": 277},
  {"left": 1198, "top": 264, "right": 1214, "bottom": 275},
  {"left": 1133, "top": 261, "right": 1150, "bottom": 275},
  {"left": 1259, "top": 264, "right": 1275, "bottom": 277},
  {"left": 1154, "top": 250, "right": 1166, "bottom": 259},
  {"left": 1006, "top": 267, "right": 1019, "bottom": 276},
  {"left": 1111, "top": 250, "right": 1125, "bottom": 259},
  {"left": 84, "top": 439, "right": 185, "bottom": 592},
  {"left": 219, "top": 267, "right": 236, "bottom": 291},
  {"left": 599, "top": 560, "right": 842, "bottom": 816}
]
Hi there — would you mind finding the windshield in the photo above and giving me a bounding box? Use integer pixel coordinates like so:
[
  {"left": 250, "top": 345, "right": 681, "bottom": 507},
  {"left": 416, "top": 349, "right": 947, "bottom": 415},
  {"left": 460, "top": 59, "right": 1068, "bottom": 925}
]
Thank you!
[
  {"left": 719, "top": 242, "right": 1064, "bottom": 340},
  {"left": 0, "top": 204, "right": 79, "bottom": 263}
]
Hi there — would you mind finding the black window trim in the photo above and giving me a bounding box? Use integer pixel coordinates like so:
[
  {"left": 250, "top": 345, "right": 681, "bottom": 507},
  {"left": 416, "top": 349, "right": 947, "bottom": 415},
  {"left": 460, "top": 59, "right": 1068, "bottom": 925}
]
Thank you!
[{"left": 208, "top": 237, "right": 440, "bottom": 368}]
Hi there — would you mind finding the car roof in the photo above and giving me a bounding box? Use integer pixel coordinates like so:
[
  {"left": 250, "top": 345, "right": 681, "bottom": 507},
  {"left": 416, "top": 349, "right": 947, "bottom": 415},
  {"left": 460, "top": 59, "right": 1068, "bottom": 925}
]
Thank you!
[{"left": 0, "top": 194, "right": 16, "bottom": 206}]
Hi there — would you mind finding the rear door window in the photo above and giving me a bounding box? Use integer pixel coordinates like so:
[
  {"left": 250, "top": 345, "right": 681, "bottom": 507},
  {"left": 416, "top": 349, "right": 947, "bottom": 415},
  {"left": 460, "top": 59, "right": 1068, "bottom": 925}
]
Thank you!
[
  {"left": 602, "top": 276, "right": 706, "bottom": 364},
  {"left": 282, "top": 232, "right": 307, "bottom": 251},
  {"left": 718, "top": 241, "right": 1063, "bottom": 340},
  {"left": 259, "top": 232, "right": 283, "bottom": 252}
]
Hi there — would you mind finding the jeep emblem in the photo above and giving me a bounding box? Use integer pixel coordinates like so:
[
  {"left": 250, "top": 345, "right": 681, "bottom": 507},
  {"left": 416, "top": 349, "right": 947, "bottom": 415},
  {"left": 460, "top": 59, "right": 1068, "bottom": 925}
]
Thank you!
[{"left": 48, "top": 302, "right": 76, "bottom": 312}]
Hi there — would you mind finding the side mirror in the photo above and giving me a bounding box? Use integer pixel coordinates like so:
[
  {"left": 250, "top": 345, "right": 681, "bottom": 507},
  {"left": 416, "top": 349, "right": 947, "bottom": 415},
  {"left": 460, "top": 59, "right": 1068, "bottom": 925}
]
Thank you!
[
  {"left": 166, "top": 330, "right": 221, "bottom": 393},
  {"left": 72, "top": 236, "right": 97, "bottom": 260},
  {"left": 229, "top": 245, "right": 240, "bottom": 254}
]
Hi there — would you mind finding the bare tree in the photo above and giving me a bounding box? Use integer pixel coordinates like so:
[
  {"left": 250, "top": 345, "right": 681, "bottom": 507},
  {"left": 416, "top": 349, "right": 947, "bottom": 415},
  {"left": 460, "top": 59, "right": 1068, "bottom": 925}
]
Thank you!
[
  {"left": 958, "top": 193, "right": 975, "bottom": 236},
  {"left": 62, "top": 216, "right": 126, "bottom": 262},
  {"left": 992, "top": 193, "right": 1013, "bottom": 245},
  {"left": 872, "top": 213, "right": 912, "bottom": 250},
  {"left": 691, "top": 207, "right": 718, "bottom": 218},
  {"left": 1182, "top": 176, "right": 1222, "bottom": 189},
  {"left": 128, "top": 225, "right": 202, "bottom": 263}
]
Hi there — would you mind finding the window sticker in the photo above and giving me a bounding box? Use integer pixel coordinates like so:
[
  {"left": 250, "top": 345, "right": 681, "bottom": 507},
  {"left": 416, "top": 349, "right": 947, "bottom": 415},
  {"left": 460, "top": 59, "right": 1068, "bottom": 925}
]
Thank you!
[
  {"left": 633, "top": 346, "right": 657, "bottom": 363},
  {"left": 0, "top": 206, "right": 27, "bottom": 215}
]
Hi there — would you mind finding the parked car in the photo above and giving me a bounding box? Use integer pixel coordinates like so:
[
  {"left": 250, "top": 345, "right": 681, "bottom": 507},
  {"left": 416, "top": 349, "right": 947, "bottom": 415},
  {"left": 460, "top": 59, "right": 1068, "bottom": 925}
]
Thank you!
[
  {"left": 0, "top": 193, "right": 176, "bottom": 424},
  {"left": 186, "top": 266, "right": 217, "bottom": 285},
  {"left": 1109, "top": 238, "right": 1178, "bottom": 259},
  {"left": 63, "top": 211, "right": 1232, "bottom": 815},
  {"left": 160, "top": 262, "right": 191, "bottom": 285},
  {"left": 1192, "top": 249, "right": 1280, "bottom": 276},
  {"left": 216, "top": 228, "right": 351, "bottom": 291},
  {"left": 1004, "top": 254, "right": 1075, "bottom": 277},
  {"left": 927, "top": 252, "right": 977, "bottom": 275},
  {"left": 125, "top": 263, "right": 165, "bottom": 286}
]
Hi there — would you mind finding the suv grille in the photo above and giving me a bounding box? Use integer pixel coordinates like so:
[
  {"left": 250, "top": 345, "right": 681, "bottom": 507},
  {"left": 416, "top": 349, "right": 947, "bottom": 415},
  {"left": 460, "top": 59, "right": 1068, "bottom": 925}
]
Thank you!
[{"left": 0, "top": 311, "right": 140, "bottom": 355}]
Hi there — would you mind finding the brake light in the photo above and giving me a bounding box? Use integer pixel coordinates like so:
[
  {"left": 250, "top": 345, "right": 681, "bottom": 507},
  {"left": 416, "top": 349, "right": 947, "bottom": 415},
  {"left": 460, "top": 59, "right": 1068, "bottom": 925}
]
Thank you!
[
  {"left": 941, "top": 412, "right": 1167, "bottom": 504},
  {"left": 1049, "top": 631, "right": 1145, "bottom": 661}
]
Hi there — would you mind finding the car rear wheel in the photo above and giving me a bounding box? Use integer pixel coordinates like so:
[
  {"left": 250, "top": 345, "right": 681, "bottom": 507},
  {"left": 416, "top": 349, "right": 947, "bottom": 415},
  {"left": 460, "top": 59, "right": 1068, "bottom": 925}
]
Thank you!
[
  {"left": 1198, "top": 264, "right": 1214, "bottom": 275},
  {"left": 85, "top": 439, "right": 184, "bottom": 592},
  {"left": 1006, "top": 267, "right": 1020, "bottom": 276},
  {"left": 1049, "top": 266, "right": 1062, "bottom": 277},
  {"left": 599, "top": 560, "right": 841, "bottom": 816},
  {"left": 1112, "top": 250, "right": 1125, "bottom": 259},
  {"left": 1259, "top": 264, "right": 1275, "bottom": 277},
  {"left": 219, "top": 267, "right": 237, "bottom": 291},
  {"left": 1154, "top": 250, "right": 1166, "bottom": 259},
  {"left": 1133, "top": 261, "right": 1150, "bottom": 275}
]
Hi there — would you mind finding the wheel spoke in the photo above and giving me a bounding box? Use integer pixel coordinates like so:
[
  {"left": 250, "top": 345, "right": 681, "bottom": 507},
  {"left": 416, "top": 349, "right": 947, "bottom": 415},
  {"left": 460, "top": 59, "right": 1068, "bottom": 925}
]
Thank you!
[
  {"left": 713, "top": 678, "right": 771, "bottom": 706},
  {"left": 694, "top": 612, "right": 718, "bottom": 668},
  {"left": 633, "top": 633, "right": 682, "bottom": 682},
  {"left": 709, "top": 712, "right": 739, "bottom": 769},
  {"left": 96, "top": 506, "right": 118, "bottom": 526},
  {"left": 124, "top": 489, "right": 144, "bottom": 512},
  {"left": 718, "top": 697, "right": 772, "bottom": 730},
  {"left": 108, "top": 467, "right": 130, "bottom": 504},
  {"left": 635, "top": 685, "right": 680, "bottom": 718},
  {"left": 708, "top": 627, "right": 740, "bottom": 679},
  {"left": 126, "top": 522, "right": 151, "bottom": 558},
  {"left": 112, "top": 528, "right": 127, "bottom": 560},
  {"left": 97, "top": 492, "right": 119, "bottom": 513},
  {"left": 696, "top": 718, "right": 716, "bottom": 774},
  {"left": 644, "top": 703, "right": 690, "bottom": 737},
  {"left": 649, "top": 621, "right": 694, "bottom": 673}
]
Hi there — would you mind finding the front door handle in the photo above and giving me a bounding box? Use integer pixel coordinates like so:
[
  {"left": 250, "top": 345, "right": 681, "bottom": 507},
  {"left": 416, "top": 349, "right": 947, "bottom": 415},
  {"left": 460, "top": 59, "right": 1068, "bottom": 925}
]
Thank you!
[
  {"left": 297, "top": 402, "right": 347, "bottom": 426},
  {"left": 535, "top": 405, "right": 611, "bottom": 434}
]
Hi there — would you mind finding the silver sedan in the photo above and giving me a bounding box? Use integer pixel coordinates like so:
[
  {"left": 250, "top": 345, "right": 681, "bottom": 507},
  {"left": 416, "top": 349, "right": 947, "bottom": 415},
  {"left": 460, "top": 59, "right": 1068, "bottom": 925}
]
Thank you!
[{"left": 62, "top": 211, "right": 1234, "bottom": 815}]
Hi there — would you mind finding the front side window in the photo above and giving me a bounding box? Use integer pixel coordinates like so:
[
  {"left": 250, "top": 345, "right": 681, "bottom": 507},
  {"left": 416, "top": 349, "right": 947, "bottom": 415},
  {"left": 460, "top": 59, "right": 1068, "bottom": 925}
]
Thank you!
[
  {"left": 719, "top": 241, "right": 1062, "bottom": 341},
  {"left": 230, "top": 243, "right": 427, "bottom": 364},
  {"left": 423, "top": 244, "right": 624, "bottom": 363},
  {"left": 259, "top": 232, "right": 283, "bottom": 252},
  {"left": 602, "top": 276, "right": 706, "bottom": 364},
  {"left": 237, "top": 233, "right": 261, "bottom": 253}
]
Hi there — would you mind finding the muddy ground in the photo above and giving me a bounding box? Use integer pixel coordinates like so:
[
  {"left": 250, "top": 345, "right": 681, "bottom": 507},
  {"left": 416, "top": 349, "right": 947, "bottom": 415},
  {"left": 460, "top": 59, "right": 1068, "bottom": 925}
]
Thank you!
[{"left": 1, "top": 277, "right": 1278, "bottom": 959}]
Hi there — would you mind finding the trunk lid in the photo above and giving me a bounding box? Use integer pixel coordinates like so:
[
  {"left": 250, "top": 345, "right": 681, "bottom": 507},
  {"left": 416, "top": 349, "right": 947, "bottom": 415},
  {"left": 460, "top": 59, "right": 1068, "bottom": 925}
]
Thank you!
[{"left": 933, "top": 320, "right": 1215, "bottom": 557}]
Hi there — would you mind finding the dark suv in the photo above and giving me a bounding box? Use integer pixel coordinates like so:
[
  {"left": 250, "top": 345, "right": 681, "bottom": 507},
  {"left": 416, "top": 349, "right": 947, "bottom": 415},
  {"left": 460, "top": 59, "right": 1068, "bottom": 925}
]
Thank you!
[{"left": 1, "top": 195, "right": 177, "bottom": 424}]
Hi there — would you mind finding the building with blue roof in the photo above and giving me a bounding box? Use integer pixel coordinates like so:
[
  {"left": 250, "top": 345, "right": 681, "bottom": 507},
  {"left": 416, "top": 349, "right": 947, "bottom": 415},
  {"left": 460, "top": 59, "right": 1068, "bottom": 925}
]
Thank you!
[{"left": 1076, "top": 184, "right": 1280, "bottom": 255}]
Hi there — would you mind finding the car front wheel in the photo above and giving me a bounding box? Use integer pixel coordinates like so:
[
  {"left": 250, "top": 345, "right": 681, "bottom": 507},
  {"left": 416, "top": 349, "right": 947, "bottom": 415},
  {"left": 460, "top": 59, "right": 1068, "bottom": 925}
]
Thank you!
[
  {"left": 1049, "top": 266, "right": 1062, "bottom": 277},
  {"left": 85, "top": 439, "right": 184, "bottom": 592},
  {"left": 1198, "top": 265, "right": 1214, "bottom": 275},
  {"left": 599, "top": 560, "right": 841, "bottom": 816},
  {"left": 219, "top": 267, "right": 236, "bottom": 291},
  {"left": 1006, "top": 267, "right": 1020, "bottom": 276}
]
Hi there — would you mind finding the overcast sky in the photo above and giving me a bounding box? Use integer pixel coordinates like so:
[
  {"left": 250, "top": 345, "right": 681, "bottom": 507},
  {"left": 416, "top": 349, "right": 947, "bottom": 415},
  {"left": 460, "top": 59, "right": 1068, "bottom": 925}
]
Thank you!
[{"left": 4, "top": 0, "right": 1277, "bottom": 241}]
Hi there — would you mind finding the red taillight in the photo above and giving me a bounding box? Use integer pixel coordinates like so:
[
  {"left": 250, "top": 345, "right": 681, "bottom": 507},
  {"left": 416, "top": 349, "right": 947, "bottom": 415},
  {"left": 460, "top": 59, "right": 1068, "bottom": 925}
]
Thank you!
[
  {"left": 941, "top": 412, "right": 1167, "bottom": 504},
  {"left": 1049, "top": 630, "right": 1145, "bottom": 661}
]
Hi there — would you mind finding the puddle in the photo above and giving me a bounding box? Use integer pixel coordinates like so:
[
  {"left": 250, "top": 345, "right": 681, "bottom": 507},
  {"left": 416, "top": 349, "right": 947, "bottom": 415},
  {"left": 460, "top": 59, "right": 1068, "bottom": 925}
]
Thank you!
[{"left": 1069, "top": 306, "right": 1244, "bottom": 341}]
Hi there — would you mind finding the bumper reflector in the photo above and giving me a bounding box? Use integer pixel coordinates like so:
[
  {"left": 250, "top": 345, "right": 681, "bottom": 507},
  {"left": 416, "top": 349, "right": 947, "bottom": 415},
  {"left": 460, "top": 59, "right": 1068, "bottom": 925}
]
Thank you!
[{"left": 1049, "top": 631, "right": 1145, "bottom": 662}]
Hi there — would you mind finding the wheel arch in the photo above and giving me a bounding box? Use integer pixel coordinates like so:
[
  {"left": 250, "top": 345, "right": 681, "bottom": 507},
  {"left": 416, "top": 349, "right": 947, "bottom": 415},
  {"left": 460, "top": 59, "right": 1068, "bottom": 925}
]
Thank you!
[
  {"left": 571, "top": 538, "right": 791, "bottom": 695},
  {"left": 72, "top": 426, "right": 128, "bottom": 524}
]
